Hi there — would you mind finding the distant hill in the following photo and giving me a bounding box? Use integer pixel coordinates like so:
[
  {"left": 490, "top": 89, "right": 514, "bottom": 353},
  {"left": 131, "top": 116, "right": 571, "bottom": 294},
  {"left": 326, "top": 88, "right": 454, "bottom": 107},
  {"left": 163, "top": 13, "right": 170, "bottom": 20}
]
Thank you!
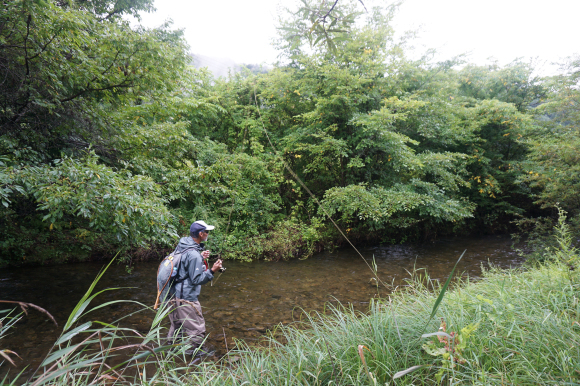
[
  {"left": 190, "top": 53, "right": 271, "bottom": 77},
  {"left": 190, "top": 53, "right": 239, "bottom": 77}
]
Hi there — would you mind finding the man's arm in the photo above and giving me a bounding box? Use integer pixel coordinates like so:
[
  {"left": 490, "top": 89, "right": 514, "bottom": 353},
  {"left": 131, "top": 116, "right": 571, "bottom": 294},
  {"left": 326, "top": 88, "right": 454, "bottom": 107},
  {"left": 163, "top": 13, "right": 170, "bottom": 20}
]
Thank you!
[
  {"left": 202, "top": 250, "right": 223, "bottom": 273},
  {"left": 187, "top": 251, "right": 214, "bottom": 285}
]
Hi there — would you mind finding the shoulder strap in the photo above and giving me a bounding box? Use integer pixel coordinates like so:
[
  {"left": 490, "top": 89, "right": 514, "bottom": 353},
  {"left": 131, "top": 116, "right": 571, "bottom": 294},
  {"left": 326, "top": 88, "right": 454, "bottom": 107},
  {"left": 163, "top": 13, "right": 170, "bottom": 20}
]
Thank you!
[{"left": 173, "top": 246, "right": 198, "bottom": 290}]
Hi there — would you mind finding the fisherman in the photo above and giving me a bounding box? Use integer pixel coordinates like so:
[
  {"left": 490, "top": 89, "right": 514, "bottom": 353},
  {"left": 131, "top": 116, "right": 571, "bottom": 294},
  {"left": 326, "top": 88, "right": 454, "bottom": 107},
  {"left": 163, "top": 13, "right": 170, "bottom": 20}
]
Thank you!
[{"left": 167, "top": 220, "right": 222, "bottom": 360}]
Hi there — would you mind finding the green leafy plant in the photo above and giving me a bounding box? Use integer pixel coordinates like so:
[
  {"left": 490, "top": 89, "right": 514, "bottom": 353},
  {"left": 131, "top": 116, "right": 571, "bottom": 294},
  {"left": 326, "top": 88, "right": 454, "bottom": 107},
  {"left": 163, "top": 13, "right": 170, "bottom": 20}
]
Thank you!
[
  {"left": 421, "top": 319, "right": 479, "bottom": 383},
  {"left": 552, "top": 207, "right": 579, "bottom": 268}
]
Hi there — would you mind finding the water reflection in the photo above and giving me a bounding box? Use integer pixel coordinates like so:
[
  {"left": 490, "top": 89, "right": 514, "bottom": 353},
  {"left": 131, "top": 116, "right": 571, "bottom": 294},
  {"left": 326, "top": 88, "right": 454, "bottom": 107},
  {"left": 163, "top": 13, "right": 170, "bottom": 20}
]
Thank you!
[{"left": 0, "top": 235, "right": 523, "bottom": 379}]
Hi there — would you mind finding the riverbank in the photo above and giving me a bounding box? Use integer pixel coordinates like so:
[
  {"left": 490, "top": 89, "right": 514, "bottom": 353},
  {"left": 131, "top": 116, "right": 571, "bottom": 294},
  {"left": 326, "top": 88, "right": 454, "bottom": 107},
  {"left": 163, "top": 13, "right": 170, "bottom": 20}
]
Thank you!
[
  {"left": 188, "top": 261, "right": 579, "bottom": 385},
  {"left": 3, "top": 243, "right": 578, "bottom": 385},
  {"left": 0, "top": 219, "right": 323, "bottom": 267}
]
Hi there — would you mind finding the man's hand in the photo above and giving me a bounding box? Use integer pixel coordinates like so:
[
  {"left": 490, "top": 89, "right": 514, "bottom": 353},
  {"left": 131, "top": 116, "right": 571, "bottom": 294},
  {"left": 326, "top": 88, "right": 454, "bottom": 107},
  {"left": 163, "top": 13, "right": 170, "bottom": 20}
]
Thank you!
[
  {"left": 211, "top": 259, "right": 223, "bottom": 273},
  {"left": 201, "top": 250, "right": 210, "bottom": 259}
]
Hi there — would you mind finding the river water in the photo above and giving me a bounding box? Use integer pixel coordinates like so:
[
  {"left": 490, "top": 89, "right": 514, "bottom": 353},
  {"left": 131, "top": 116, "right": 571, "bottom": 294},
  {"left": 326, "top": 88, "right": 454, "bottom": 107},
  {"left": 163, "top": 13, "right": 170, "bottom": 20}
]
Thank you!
[{"left": 0, "top": 236, "right": 524, "bottom": 379}]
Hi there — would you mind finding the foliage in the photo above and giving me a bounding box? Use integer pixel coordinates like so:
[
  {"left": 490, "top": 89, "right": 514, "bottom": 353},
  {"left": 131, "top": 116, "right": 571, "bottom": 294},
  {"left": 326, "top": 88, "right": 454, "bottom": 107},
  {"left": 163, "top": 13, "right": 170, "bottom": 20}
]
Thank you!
[
  {"left": 420, "top": 319, "right": 479, "bottom": 383},
  {"left": 519, "top": 55, "right": 580, "bottom": 220},
  {"left": 456, "top": 60, "right": 546, "bottom": 112},
  {"left": 0, "top": 0, "right": 577, "bottom": 265},
  {"left": 511, "top": 56, "right": 580, "bottom": 257},
  {"left": 17, "top": 153, "right": 175, "bottom": 243},
  {"left": 0, "top": 0, "right": 188, "bottom": 158},
  {"left": 275, "top": 0, "right": 368, "bottom": 57},
  {"left": 224, "top": 218, "right": 324, "bottom": 262},
  {"left": 551, "top": 207, "right": 579, "bottom": 269},
  {"left": 0, "top": 0, "right": 193, "bottom": 264},
  {"left": 520, "top": 206, "right": 580, "bottom": 266}
]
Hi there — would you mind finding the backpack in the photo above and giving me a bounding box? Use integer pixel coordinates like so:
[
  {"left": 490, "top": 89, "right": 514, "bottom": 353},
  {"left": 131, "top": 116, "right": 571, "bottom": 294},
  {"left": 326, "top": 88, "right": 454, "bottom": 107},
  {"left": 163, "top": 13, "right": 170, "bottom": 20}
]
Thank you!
[{"left": 154, "top": 248, "right": 194, "bottom": 310}]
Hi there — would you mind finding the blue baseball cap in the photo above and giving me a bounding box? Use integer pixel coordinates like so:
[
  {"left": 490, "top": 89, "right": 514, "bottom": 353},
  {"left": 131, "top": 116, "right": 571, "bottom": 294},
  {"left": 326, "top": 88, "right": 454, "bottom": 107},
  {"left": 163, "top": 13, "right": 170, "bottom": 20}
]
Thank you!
[{"left": 190, "top": 220, "right": 215, "bottom": 234}]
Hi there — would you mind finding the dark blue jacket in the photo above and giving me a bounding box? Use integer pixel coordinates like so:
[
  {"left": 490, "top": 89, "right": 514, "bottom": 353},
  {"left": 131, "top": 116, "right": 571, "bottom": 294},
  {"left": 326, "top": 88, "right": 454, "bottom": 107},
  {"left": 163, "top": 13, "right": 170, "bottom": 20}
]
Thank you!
[{"left": 171, "top": 237, "right": 214, "bottom": 302}]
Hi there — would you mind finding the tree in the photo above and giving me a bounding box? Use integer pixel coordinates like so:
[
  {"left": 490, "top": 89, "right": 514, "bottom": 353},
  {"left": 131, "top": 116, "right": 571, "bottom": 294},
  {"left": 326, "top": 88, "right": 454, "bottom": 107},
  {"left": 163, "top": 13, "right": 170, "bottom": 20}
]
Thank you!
[
  {"left": 275, "top": 0, "right": 372, "bottom": 60},
  {"left": 457, "top": 60, "right": 546, "bottom": 112},
  {"left": 519, "top": 55, "right": 580, "bottom": 222},
  {"left": 208, "top": 1, "right": 479, "bottom": 243},
  {"left": 0, "top": 0, "right": 191, "bottom": 264},
  {"left": 0, "top": 0, "right": 188, "bottom": 160}
]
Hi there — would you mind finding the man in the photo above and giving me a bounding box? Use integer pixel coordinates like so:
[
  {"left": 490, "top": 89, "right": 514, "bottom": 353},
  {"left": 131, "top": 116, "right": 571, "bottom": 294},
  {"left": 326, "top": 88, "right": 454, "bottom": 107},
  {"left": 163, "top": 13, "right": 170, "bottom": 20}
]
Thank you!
[{"left": 167, "top": 220, "right": 222, "bottom": 358}]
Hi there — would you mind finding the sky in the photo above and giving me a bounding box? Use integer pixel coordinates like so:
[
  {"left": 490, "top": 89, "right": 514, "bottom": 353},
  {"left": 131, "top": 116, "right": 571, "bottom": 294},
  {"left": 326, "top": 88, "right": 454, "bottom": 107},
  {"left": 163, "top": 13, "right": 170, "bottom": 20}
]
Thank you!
[{"left": 137, "top": 0, "right": 580, "bottom": 74}]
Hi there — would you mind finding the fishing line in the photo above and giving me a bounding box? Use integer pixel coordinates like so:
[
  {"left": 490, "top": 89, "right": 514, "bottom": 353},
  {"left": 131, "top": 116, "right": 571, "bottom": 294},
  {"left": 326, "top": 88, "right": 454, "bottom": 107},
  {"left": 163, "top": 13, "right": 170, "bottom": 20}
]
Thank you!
[
  {"left": 210, "top": 108, "right": 249, "bottom": 286},
  {"left": 211, "top": 190, "right": 235, "bottom": 287},
  {"left": 252, "top": 85, "right": 387, "bottom": 288},
  {"left": 211, "top": 163, "right": 244, "bottom": 286}
]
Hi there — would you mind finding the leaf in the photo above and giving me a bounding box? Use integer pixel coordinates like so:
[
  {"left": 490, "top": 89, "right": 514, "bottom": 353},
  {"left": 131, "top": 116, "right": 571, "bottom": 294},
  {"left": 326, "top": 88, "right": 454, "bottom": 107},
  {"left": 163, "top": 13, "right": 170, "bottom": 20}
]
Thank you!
[
  {"left": 32, "top": 358, "right": 104, "bottom": 386},
  {"left": 422, "top": 331, "right": 453, "bottom": 340},
  {"left": 87, "top": 299, "right": 142, "bottom": 315},
  {"left": 313, "top": 34, "right": 324, "bottom": 46},
  {"left": 65, "top": 288, "right": 121, "bottom": 331},
  {"left": 422, "top": 343, "right": 447, "bottom": 356},
  {"left": 326, "top": 38, "right": 337, "bottom": 54},
  {"left": 427, "top": 250, "right": 466, "bottom": 323},
  {"left": 92, "top": 320, "right": 119, "bottom": 329},
  {"left": 56, "top": 322, "right": 91, "bottom": 345},
  {"left": 0, "top": 350, "right": 21, "bottom": 366},
  {"left": 308, "top": 19, "right": 320, "bottom": 35},
  {"left": 40, "top": 345, "right": 79, "bottom": 367},
  {"left": 63, "top": 254, "right": 118, "bottom": 331}
]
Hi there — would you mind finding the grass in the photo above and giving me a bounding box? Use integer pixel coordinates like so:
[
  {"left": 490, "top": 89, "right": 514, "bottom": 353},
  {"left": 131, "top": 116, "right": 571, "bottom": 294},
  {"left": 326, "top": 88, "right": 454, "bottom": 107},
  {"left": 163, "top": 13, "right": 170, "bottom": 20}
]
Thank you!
[
  {"left": 2, "top": 221, "right": 579, "bottom": 385},
  {"left": 209, "top": 260, "right": 579, "bottom": 385}
]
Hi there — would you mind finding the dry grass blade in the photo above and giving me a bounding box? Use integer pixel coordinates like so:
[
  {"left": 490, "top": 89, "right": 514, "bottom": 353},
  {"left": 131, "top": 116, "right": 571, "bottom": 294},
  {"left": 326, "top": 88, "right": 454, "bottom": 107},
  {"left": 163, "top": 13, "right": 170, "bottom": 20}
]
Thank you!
[
  {"left": 0, "top": 300, "right": 58, "bottom": 326},
  {"left": 97, "top": 330, "right": 104, "bottom": 352},
  {"left": 223, "top": 327, "right": 229, "bottom": 352},
  {"left": 75, "top": 371, "right": 95, "bottom": 376},
  {"left": 393, "top": 364, "right": 429, "bottom": 379},
  {"left": 0, "top": 349, "right": 21, "bottom": 366},
  {"left": 97, "top": 374, "right": 118, "bottom": 381},
  {"left": 358, "top": 345, "right": 372, "bottom": 382},
  {"left": 107, "top": 344, "right": 149, "bottom": 353},
  {"left": 90, "top": 363, "right": 126, "bottom": 385}
]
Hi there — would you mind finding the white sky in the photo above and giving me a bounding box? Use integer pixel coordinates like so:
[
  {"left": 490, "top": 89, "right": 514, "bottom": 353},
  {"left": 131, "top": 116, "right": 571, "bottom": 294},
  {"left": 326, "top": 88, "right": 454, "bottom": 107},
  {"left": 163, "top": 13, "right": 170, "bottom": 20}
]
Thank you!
[{"left": 138, "top": 0, "right": 580, "bottom": 74}]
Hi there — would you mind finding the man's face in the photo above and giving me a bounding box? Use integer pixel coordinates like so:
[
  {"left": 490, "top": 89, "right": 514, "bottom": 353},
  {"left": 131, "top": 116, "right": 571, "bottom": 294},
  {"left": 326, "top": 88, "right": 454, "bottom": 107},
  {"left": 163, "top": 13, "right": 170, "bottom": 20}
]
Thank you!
[{"left": 200, "top": 230, "right": 209, "bottom": 242}]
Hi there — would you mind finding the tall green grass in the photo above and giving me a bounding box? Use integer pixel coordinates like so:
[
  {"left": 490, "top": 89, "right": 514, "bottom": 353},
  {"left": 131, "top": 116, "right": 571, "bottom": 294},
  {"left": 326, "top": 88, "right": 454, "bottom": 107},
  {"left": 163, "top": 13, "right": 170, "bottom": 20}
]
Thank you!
[
  {"left": 210, "top": 260, "right": 579, "bottom": 385},
  {"left": 2, "top": 219, "right": 579, "bottom": 385}
]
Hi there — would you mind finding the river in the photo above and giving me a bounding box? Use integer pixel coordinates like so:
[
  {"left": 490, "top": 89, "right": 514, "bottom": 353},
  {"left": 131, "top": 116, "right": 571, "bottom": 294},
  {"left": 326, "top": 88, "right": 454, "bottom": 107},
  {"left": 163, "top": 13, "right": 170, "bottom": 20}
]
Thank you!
[{"left": 0, "top": 235, "right": 524, "bottom": 380}]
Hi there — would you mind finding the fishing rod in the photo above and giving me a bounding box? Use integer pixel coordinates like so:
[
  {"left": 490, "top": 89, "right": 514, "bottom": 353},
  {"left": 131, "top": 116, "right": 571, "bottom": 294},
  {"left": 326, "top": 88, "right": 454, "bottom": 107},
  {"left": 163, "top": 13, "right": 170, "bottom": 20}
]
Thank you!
[
  {"left": 210, "top": 167, "right": 240, "bottom": 286},
  {"left": 208, "top": 112, "right": 250, "bottom": 286},
  {"left": 251, "top": 85, "right": 388, "bottom": 289}
]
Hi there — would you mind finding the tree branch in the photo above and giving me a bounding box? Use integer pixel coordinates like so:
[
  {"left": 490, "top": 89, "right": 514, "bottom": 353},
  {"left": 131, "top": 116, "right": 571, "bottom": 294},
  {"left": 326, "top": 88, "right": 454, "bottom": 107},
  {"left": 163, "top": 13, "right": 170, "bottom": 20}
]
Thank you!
[
  {"left": 59, "top": 81, "right": 132, "bottom": 103},
  {"left": 28, "top": 28, "right": 62, "bottom": 61},
  {"left": 23, "top": 14, "right": 31, "bottom": 76},
  {"left": 321, "top": 0, "right": 339, "bottom": 24}
]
